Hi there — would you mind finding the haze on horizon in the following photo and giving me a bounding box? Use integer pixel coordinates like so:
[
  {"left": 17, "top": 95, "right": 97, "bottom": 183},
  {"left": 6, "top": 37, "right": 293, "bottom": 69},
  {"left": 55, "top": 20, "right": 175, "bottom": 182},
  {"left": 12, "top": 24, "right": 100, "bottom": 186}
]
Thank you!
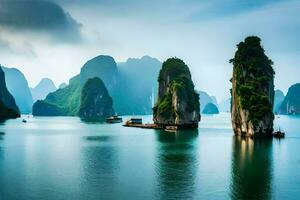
[{"left": 0, "top": 0, "right": 299, "bottom": 102}]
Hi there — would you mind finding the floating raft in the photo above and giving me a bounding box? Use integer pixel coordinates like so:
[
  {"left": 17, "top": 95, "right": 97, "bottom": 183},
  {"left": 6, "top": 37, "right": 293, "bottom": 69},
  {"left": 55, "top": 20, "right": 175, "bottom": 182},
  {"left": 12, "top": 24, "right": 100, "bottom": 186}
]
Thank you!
[
  {"left": 123, "top": 118, "right": 197, "bottom": 131},
  {"left": 123, "top": 123, "right": 162, "bottom": 129}
]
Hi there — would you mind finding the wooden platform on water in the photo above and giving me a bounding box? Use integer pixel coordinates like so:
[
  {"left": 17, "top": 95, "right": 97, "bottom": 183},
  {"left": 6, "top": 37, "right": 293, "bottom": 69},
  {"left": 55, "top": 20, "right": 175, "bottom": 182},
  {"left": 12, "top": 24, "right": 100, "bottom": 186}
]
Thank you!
[{"left": 123, "top": 123, "right": 163, "bottom": 129}]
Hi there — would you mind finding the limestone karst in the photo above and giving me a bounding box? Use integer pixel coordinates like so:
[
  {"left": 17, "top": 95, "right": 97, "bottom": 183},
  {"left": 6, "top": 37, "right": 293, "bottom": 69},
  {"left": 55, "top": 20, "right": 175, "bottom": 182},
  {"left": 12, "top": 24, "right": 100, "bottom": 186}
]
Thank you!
[
  {"left": 153, "top": 58, "right": 200, "bottom": 128},
  {"left": 230, "top": 36, "right": 275, "bottom": 137},
  {"left": 78, "top": 77, "right": 114, "bottom": 121}
]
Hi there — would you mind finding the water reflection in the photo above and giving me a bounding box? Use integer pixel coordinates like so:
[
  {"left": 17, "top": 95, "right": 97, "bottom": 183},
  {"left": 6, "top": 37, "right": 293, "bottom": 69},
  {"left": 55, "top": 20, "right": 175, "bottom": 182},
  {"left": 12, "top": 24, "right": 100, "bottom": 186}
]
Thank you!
[
  {"left": 0, "top": 132, "right": 8, "bottom": 198},
  {"left": 0, "top": 132, "right": 4, "bottom": 140},
  {"left": 80, "top": 135, "right": 119, "bottom": 199},
  {"left": 83, "top": 135, "right": 114, "bottom": 142},
  {"left": 155, "top": 130, "right": 199, "bottom": 199},
  {"left": 80, "top": 119, "right": 106, "bottom": 124},
  {"left": 0, "top": 120, "right": 7, "bottom": 125},
  {"left": 230, "top": 137, "right": 273, "bottom": 200}
]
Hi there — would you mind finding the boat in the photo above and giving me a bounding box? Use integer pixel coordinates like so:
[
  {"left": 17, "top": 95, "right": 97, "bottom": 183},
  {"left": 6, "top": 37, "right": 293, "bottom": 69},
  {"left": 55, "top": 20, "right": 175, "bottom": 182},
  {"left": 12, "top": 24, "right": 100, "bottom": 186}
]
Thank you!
[
  {"left": 273, "top": 128, "right": 285, "bottom": 138},
  {"left": 22, "top": 119, "right": 27, "bottom": 123},
  {"left": 106, "top": 115, "right": 123, "bottom": 123},
  {"left": 125, "top": 118, "right": 142, "bottom": 125},
  {"left": 165, "top": 126, "right": 178, "bottom": 132}
]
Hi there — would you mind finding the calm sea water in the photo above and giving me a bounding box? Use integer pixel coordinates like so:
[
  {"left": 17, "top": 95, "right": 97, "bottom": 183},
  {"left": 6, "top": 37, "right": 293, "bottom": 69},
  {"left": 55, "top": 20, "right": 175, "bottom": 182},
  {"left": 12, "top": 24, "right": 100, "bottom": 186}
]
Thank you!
[{"left": 0, "top": 113, "right": 299, "bottom": 200}]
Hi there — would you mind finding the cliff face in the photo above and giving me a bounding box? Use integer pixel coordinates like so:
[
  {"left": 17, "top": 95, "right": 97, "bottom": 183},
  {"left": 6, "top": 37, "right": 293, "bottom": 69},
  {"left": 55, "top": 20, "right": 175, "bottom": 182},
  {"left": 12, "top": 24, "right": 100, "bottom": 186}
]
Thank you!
[
  {"left": 153, "top": 58, "right": 200, "bottom": 128},
  {"left": 230, "top": 36, "right": 274, "bottom": 137},
  {"left": 2, "top": 66, "right": 33, "bottom": 113},
  {"left": 78, "top": 78, "right": 114, "bottom": 120},
  {"left": 279, "top": 83, "right": 300, "bottom": 114},
  {"left": 0, "top": 68, "right": 20, "bottom": 119}
]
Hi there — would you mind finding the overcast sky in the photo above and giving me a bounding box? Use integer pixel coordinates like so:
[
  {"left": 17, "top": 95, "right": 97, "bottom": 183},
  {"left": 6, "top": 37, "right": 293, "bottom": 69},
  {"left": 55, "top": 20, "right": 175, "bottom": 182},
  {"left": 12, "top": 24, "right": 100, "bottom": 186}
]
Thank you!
[{"left": 0, "top": 0, "right": 299, "bottom": 101}]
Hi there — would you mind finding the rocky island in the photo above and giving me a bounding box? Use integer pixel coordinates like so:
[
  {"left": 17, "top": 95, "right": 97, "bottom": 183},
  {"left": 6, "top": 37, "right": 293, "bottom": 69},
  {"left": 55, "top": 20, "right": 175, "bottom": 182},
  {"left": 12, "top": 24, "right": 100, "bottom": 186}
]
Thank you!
[
  {"left": 202, "top": 103, "right": 219, "bottom": 114},
  {"left": 153, "top": 58, "right": 200, "bottom": 129},
  {"left": 0, "top": 67, "right": 20, "bottom": 119},
  {"left": 279, "top": 83, "right": 300, "bottom": 114},
  {"left": 78, "top": 77, "right": 115, "bottom": 121},
  {"left": 230, "top": 36, "right": 275, "bottom": 137}
]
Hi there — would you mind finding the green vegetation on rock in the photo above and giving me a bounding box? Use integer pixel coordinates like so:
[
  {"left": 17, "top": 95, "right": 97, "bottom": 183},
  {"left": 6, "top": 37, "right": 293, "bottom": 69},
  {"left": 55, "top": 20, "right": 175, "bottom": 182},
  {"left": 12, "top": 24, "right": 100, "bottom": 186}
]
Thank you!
[
  {"left": 78, "top": 77, "right": 114, "bottom": 121},
  {"left": 0, "top": 67, "right": 20, "bottom": 119},
  {"left": 0, "top": 101, "right": 20, "bottom": 119},
  {"left": 32, "top": 100, "right": 66, "bottom": 116},
  {"left": 231, "top": 36, "right": 275, "bottom": 136},
  {"left": 231, "top": 36, "right": 274, "bottom": 126},
  {"left": 33, "top": 55, "right": 161, "bottom": 116},
  {"left": 153, "top": 58, "right": 200, "bottom": 127},
  {"left": 33, "top": 75, "right": 81, "bottom": 116}
]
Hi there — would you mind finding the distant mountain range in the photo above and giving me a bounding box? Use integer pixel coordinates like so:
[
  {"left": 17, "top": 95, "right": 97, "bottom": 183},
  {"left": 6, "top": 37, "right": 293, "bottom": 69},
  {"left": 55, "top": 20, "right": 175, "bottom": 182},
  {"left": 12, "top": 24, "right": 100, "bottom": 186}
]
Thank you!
[
  {"left": 31, "top": 78, "right": 57, "bottom": 102},
  {"left": 33, "top": 55, "right": 162, "bottom": 116},
  {"left": 33, "top": 75, "right": 81, "bottom": 116},
  {"left": 2, "top": 56, "right": 221, "bottom": 116},
  {"left": 1, "top": 66, "right": 33, "bottom": 114},
  {"left": 197, "top": 90, "right": 219, "bottom": 113},
  {"left": 273, "top": 89, "right": 285, "bottom": 114},
  {"left": 278, "top": 84, "right": 300, "bottom": 115},
  {"left": 116, "top": 56, "right": 161, "bottom": 114},
  {"left": 6, "top": 56, "right": 296, "bottom": 117},
  {"left": 219, "top": 98, "right": 231, "bottom": 113},
  {"left": 203, "top": 103, "right": 219, "bottom": 114}
]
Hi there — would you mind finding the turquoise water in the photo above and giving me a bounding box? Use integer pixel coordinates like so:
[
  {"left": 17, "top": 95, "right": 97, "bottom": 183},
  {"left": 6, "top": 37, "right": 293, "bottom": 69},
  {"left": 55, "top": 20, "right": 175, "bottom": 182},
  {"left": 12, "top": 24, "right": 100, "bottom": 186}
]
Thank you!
[{"left": 0, "top": 113, "right": 299, "bottom": 199}]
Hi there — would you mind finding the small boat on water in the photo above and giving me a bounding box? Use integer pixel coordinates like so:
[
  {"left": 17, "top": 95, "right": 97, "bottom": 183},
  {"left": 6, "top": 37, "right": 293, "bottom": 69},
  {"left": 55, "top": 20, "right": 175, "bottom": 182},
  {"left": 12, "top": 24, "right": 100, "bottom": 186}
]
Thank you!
[
  {"left": 22, "top": 119, "right": 27, "bottom": 123},
  {"left": 165, "top": 126, "right": 178, "bottom": 132},
  {"left": 125, "top": 118, "right": 142, "bottom": 125},
  {"left": 273, "top": 127, "right": 285, "bottom": 138},
  {"left": 106, "top": 115, "right": 123, "bottom": 123}
]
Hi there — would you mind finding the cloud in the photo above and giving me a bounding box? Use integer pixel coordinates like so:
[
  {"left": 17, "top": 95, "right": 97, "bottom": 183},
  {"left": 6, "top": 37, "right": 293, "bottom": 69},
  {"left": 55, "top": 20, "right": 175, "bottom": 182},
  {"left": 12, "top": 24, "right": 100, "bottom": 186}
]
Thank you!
[
  {"left": 57, "top": 0, "right": 284, "bottom": 22},
  {"left": 185, "top": 0, "right": 283, "bottom": 20},
  {"left": 0, "top": 0, "right": 299, "bottom": 101},
  {"left": 0, "top": 31, "right": 37, "bottom": 58},
  {"left": 0, "top": 0, "right": 82, "bottom": 43}
]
